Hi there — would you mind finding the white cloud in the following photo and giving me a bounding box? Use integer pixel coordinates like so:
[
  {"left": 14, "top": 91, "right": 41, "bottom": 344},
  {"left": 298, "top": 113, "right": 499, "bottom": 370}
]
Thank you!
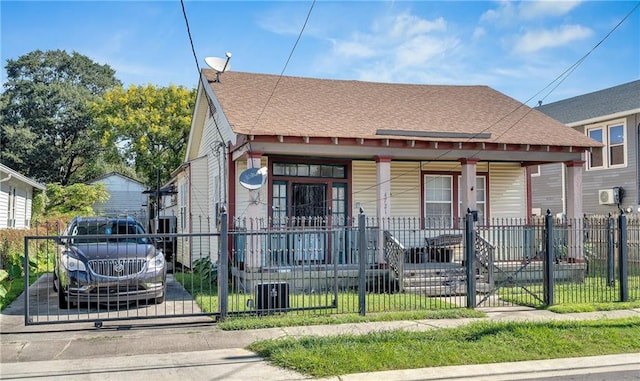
[
  {"left": 315, "top": 10, "right": 459, "bottom": 82},
  {"left": 481, "top": 0, "right": 582, "bottom": 25},
  {"left": 332, "top": 38, "right": 377, "bottom": 59},
  {"left": 472, "top": 27, "right": 486, "bottom": 40},
  {"left": 519, "top": 1, "right": 582, "bottom": 19},
  {"left": 480, "top": 1, "right": 517, "bottom": 25},
  {"left": 388, "top": 14, "right": 447, "bottom": 38},
  {"left": 513, "top": 24, "right": 593, "bottom": 53}
]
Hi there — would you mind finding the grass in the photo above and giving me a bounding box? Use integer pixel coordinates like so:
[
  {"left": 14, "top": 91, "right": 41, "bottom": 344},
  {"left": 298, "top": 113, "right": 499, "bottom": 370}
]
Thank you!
[
  {"left": 248, "top": 317, "right": 640, "bottom": 378},
  {"left": 174, "top": 272, "right": 484, "bottom": 330},
  {"left": 218, "top": 309, "right": 484, "bottom": 331},
  {"left": 174, "top": 271, "right": 640, "bottom": 329},
  {"left": 0, "top": 273, "right": 39, "bottom": 311},
  {"left": 498, "top": 275, "right": 640, "bottom": 309}
]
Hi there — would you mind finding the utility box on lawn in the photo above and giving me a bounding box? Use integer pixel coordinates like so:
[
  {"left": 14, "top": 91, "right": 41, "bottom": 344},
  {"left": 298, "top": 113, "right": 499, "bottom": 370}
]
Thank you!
[{"left": 256, "top": 282, "right": 289, "bottom": 311}]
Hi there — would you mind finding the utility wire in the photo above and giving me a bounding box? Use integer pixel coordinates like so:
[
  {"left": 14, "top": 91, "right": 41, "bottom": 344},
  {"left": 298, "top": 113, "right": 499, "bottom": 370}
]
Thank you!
[{"left": 247, "top": 0, "right": 316, "bottom": 138}]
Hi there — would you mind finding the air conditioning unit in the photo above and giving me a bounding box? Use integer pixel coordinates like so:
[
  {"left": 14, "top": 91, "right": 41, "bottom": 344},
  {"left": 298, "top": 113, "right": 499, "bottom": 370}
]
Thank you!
[{"left": 598, "top": 188, "right": 618, "bottom": 205}]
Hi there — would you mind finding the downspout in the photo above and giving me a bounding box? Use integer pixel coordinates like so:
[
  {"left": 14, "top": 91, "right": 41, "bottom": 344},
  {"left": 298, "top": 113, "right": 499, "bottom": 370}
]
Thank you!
[{"left": 0, "top": 173, "right": 12, "bottom": 183}]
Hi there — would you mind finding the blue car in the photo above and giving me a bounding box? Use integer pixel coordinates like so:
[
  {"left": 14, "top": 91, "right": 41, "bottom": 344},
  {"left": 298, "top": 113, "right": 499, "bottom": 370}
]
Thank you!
[{"left": 53, "top": 216, "right": 167, "bottom": 309}]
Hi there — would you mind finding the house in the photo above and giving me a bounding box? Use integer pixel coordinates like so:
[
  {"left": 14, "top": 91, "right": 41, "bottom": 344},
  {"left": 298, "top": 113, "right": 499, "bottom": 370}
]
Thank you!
[
  {"left": 88, "top": 172, "right": 148, "bottom": 223},
  {"left": 532, "top": 80, "right": 640, "bottom": 216},
  {"left": 0, "top": 163, "right": 46, "bottom": 229},
  {"left": 167, "top": 71, "right": 600, "bottom": 282}
]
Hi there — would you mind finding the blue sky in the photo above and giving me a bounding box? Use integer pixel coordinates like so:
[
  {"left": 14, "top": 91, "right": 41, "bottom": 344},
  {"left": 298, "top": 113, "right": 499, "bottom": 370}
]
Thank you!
[{"left": 2, "top": 1, "right": 639, "bottom": 106}]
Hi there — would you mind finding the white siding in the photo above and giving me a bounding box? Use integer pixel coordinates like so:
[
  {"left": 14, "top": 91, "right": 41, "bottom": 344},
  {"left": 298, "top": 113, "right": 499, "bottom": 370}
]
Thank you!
[
  {"left": 189, "top": 157, "right": 210, "bottom": 265},
  {"left": 0, "top": 183, "right": 9, "bottom": 229},
  {"left": 90, "top": 174, "right": 147, "bottom": 219},
  {"left": 351, "top": 161, "right": 378, "bottom": 218},
  {"left": 488, "top": 163, "right": 527, "bottom": 219},
  {"left": 390, "top": 162, "right": 421, "bottom": 218},
  {"left": 14, "top": 187, "right": 27, "bottom": 229},
  {"left": 234, "top": 158, "right": 268, "bottom": 220},
  {"left": 0, "top": 180, "right": 37, "bottom": 229}
]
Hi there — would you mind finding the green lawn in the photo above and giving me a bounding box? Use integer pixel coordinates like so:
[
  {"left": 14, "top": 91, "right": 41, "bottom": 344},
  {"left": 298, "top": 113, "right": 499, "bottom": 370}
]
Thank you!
[
  {"left": 499, "top": 275, "right": 640, "bottom": 309},
  {"left": 248, "top": 317, "right": 640, "bottom": 378}
]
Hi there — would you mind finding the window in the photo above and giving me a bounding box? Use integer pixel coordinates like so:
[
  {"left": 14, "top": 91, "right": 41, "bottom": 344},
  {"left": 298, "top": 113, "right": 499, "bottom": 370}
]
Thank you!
[
  {"left": 587, "top": 120, "right": 626, "bottom": 170},
  {"left": 424, "top": 175, "right": 453, "bottom": 227},
  {"left": 424, "top": 173, "right": 487, "bottom": 227}
]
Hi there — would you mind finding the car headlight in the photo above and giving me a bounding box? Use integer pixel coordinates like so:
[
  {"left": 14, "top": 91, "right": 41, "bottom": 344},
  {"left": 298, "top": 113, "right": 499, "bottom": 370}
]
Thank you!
[
  {"left": 147, "top": 252, "right": 165, "bottom": 271},
  {"left": 61, "top": 253, "right": 87, "bottom": 272}
]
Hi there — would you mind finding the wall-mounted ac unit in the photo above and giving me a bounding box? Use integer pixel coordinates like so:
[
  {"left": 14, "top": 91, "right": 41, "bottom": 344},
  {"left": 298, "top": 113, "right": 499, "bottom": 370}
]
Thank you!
[{"left": 598, "top": 189, "right": 618, "bottom": 205}]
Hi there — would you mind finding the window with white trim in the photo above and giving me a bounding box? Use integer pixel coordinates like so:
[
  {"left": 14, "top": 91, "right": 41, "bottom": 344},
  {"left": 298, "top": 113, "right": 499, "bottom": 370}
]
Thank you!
[
  {"left": 423, "top": 174, "right": 487, "bottom": 228},
  {"left": 424, "top": 175, "right": 453, "bottom": 227},
  {"left": 587, "top": 120, "right": 626, "bottom": 170}
]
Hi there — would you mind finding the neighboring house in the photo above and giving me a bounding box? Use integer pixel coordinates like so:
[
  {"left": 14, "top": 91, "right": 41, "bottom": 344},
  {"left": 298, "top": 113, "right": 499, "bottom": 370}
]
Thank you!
[
  {"left": 165, "top": 71, "right": 600, "bottom": 272},
  {"left": 0, "top": 163, "right": 46, "bottom": 229},
  {"left": 88, "top": 172, "right": 148, "bottom": 223},
  {"left": 532, "top": 80, "right": 640, "bottom": 216}
]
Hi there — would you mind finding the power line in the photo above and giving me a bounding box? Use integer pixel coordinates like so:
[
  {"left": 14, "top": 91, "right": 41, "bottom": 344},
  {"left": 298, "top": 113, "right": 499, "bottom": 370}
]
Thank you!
[{"left": 247, "top": 0, "right": 316, "bottom": 138}]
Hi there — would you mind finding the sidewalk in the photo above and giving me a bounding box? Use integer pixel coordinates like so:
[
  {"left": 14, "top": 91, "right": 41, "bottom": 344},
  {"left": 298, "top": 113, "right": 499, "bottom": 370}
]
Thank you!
[{"left": 2, "top": 307, "right": 640, "bottom": 380}]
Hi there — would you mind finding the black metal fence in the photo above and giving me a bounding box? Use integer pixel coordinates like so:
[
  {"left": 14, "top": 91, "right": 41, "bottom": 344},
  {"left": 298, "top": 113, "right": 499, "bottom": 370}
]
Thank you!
[{"left": 16, "top": 211, "right": 640, "bottom": 326}]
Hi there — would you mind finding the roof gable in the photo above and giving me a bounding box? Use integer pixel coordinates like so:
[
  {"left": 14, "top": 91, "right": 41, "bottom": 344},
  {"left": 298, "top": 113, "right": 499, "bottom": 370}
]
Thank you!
[
  {"left": 88, "top": 172, "right": 146, "bottom": 186},
  {"left": 0, "top": 164, "right": 46, "bottom": 190}
]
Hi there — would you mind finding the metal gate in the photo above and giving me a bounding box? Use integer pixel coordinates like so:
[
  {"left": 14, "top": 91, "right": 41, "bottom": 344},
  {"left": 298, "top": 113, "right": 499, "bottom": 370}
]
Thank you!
[{"left": 23, "top": 232, "right": 222, "bottom": 327}]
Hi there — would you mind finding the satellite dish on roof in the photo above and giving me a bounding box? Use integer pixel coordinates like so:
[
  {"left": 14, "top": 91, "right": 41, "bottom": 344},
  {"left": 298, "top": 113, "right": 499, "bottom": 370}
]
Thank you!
[
  {"left": 239, "top": 167, "right": 267, "bottom": 190},
  {"left": 205, "top": 52, "right": 232, "bottom": 82}
]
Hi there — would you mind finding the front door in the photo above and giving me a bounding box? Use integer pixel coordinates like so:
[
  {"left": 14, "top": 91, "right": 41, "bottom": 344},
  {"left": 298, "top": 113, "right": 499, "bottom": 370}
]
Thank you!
[{"left": 292, "top": 183, "right": 327, "bottom": 262}]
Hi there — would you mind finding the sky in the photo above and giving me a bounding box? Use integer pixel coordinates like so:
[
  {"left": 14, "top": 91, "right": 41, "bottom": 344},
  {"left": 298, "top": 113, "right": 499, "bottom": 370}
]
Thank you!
[{"left": 1, "top": 1, "right": 639, "bottom": 106}]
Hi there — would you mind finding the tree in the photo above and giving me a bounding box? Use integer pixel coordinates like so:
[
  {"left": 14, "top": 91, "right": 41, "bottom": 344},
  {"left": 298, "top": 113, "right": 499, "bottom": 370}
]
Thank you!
[
  {"left": 91, "top": 84, "right": 195, "bottom": 185},
  {"left": 0, "top": 50, "right": 121, "bottom": 184},
  {"left": 36, "top": 182, "right": 110, "bottom": 219}
]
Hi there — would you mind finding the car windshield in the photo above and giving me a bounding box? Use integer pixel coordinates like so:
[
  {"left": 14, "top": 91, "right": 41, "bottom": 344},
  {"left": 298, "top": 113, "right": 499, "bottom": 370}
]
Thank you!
[{"left": 71, "top": 221, "right": 150, "bottom": 244}]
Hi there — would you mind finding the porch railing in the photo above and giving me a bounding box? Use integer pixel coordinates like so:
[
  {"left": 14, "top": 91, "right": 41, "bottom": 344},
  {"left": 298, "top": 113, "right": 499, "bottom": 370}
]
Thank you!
[{"left": 383, "top": 231, "right": 405, "bottom": 291}]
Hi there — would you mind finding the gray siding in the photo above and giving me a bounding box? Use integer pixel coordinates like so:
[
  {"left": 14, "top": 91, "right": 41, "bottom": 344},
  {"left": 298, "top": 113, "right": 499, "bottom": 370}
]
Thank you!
[
  {"left": 530, "top": 163, "right": 564, "bottom": 215},
  {"left": 532, "top": 113, "right": 640, "bottom": 216}
]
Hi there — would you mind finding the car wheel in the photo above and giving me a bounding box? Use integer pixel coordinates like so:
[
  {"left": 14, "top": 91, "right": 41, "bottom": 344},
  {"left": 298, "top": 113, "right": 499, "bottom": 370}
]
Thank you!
[
  {"left": 153, "top": 295, "right": 165, "bottom": 304},
  {"left": 57, "top": 281, "right": 69, "bottom": 310}
]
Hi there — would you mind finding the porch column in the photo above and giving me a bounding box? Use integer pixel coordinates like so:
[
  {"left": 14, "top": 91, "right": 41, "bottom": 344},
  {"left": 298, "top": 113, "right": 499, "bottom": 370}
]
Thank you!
[
  {"left": 459, "top": 158, "right": 478, "bottom": 220},
  {"left": 565, "top": 160, "right": 585, "bottom": 262},
  {"left": 375, "top": 156, "right": 392, "bottom": 263},
  {"left": 245, "top": 153, "right": 263, "bottom": 271}
]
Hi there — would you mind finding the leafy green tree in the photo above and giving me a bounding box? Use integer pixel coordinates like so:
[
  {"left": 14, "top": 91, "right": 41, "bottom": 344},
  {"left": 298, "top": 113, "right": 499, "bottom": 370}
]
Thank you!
[
  {"left": 40, "top": 182, "right": 110, "bottom": 218},
  {"left": 0, "top": 50, "right": 121, "bottom": 184},
  {"left": 91, "top": 84, "right": 195, "bottom": 185}
]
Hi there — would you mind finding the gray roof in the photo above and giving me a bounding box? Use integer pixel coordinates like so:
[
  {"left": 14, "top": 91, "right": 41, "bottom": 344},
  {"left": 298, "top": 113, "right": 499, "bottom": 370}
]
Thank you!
[
  {"left": 537, "top": 80, "right": 640, "bottom": 124},
  {"left": 0, "top": 163, "right": 46, "bottom": 190}
]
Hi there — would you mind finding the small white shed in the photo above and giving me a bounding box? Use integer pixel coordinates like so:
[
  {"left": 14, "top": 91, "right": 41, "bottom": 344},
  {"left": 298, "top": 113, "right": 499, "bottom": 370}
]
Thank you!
[
  {"left": 88, "top": 172, "right": 148, "bottom": 222},
  {"left": 0, "top": 164, "right": 46, "bottom": 229}
]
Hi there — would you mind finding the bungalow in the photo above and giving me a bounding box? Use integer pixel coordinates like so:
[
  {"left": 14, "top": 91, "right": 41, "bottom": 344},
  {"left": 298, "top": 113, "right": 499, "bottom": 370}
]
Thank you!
[
  {"left": 167, "top": 71, "right": 600, "bottom": 282},
  {"left": 0, "top": 163, "right": 46, "bottom": 229}
]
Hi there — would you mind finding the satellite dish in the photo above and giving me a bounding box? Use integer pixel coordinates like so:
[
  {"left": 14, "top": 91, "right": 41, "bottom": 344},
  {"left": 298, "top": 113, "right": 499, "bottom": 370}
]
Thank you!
[
  {"left": 205, "top": 52, "right": 232, "bottom": 82},
  {"left": 205, "top": 57, "right": 231, "bottom": 73},
  {"left": 239, "top": 167, "right": 267, "bottom": 190}
]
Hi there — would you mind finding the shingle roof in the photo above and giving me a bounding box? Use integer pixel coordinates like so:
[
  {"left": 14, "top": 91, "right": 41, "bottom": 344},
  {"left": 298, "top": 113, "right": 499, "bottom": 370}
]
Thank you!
[
  {"left": 206, "top": 71, "right": 600, "bottom": 148},
  {"left": 537, "top": 80, "right": 640, "bottom": 124}
]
